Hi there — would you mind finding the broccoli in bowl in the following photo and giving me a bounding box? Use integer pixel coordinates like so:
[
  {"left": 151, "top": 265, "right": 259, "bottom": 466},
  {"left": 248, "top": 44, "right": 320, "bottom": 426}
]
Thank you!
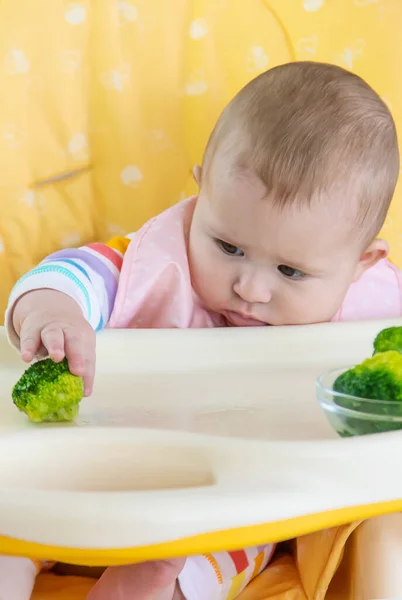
[
  {"left": 12, "top": 358, "right": 84, "bottom": 423},
  {"left": 373, "top": 326, "right": 402, "bottom": 355},
  {"left": 317, "top": 326, "right": 402, "bottom": 437}
]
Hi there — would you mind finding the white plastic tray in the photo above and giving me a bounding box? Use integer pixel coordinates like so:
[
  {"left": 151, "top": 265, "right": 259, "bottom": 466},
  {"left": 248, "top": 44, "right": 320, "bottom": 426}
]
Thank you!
[{"left": 1, "top": 320, "right": 402, "bottom": 557}]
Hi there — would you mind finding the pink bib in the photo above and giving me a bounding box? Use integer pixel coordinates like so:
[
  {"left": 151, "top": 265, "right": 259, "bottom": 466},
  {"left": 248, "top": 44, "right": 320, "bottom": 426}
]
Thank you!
[
  {"left": 109, "top": 198, "right": 225, "bottom": 329},
  {"left": 333, "top": 258, "right": 402, "bottom": 322}
]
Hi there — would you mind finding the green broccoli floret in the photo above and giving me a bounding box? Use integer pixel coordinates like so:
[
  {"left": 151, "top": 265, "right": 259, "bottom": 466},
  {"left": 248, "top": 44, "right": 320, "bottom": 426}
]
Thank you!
[
  {"left": 332, "top": 351, "right": 402, "bottom": 436},
  {"left": 373, "top": 326, "right": 402, "bottom": 355},
  {"left": 334, "top": 351, "right": 402, "bottom": 401},
  {"left": 12, "top": 358, "right": 84, "bottom": 423}
]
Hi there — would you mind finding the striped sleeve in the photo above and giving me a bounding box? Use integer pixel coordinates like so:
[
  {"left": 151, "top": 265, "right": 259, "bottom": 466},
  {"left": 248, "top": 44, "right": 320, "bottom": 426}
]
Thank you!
[{"left": 6, "top": 236, "right": 132, "bottom": 333}]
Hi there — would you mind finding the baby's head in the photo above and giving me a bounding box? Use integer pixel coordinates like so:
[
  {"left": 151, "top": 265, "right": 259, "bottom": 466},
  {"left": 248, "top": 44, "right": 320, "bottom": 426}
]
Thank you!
[{"left": 189, "top": 61, "right": 400, "bottom": 326}]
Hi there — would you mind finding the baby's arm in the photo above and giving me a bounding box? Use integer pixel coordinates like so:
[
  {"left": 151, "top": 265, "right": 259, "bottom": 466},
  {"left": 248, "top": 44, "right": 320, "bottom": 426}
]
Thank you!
[
  {"left": 8, "top": 237, "right": 131, "bottom": 334},
  {"left": 6, "top": 236, "right": 131, "bottom": 395}
]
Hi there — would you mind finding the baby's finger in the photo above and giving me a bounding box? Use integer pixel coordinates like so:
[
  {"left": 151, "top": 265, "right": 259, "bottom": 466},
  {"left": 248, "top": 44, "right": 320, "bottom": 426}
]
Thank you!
[
  {"left": 63, "top": 332, "right": 90, "bottom": 377},
  {"left": 82, "top": 356, "right": 96, "bottom": 397},
  {"left": 82, "top": 375, "right": 93, "bottom": 397},
  {"left": 40, "top": 325, "right": 66, "bottom": 362},
  {"left": 19, "top": 322, "right": 42, "bottom": 363}
]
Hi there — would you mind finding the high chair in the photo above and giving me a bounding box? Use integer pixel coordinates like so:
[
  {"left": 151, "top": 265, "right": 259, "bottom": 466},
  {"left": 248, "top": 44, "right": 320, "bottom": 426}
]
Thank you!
[{"left": 0, "top": 1, "right": 401, "bottom": 598}]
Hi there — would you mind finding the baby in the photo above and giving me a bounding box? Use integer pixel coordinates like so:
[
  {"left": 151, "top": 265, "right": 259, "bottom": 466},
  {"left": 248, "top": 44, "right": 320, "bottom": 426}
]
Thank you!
[{"left": 4, "top": 61, "right": 401, "bottom": 600}]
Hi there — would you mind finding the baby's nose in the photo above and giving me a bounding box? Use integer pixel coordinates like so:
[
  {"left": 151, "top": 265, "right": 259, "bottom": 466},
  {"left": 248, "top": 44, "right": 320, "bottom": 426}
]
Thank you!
[{"left": 233, "top": 277, "right": 272, "bottom": 304}]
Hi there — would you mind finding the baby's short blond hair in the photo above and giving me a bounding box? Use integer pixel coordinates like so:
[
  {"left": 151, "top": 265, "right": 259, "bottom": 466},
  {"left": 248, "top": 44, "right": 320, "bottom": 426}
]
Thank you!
[{"left": 202, "top": 61, "right": 399, "bottom": 243}]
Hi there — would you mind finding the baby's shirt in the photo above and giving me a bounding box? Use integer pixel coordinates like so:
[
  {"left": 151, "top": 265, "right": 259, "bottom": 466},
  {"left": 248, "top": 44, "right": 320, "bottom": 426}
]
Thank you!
[{"left": 6, "top": 197, "right": 402, "bottom": 342}]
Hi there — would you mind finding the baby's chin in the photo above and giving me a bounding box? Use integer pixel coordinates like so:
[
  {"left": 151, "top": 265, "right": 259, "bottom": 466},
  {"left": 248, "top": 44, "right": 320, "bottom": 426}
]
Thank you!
[{"left": 269, "top": 315, "right": 335, "bottom": 327}]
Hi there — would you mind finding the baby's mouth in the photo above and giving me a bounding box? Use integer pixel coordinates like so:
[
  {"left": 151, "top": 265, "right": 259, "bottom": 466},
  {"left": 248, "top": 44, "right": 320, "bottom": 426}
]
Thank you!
[{"left": 223, "top": 310, "right": 267, "bottom": 327}]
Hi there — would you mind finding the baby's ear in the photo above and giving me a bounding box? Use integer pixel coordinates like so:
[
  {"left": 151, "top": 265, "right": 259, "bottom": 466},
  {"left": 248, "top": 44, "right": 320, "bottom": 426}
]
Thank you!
[
  {"left": 192, "top": 165, "right": 202, "bottom": 186},
  {"left": 353, "top": 239, "right": 389, "bottom": 281}
]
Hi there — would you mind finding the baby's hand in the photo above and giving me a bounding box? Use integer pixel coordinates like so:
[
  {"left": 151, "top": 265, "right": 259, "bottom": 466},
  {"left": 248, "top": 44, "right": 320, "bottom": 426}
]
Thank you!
[{"left": 12, "top": 289, "right": 96, "bottom": 396}]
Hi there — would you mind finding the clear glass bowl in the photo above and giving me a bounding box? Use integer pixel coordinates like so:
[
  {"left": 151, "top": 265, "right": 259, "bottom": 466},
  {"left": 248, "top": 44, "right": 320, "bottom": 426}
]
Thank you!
[{"left": 316, "top": 367, "right": 402, "bottom": 437}]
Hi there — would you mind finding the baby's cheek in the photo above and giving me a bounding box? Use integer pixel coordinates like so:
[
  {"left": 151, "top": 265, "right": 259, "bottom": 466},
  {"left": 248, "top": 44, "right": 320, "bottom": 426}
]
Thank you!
[
  {"left": 191, "top": 256, "right": 216, "bottom": 300},
  {"left": 203, "top": 261, "right": 231, "bottom": 309},
  {"left": 310, "top": 285, "right": 345, "bottom": 321},
  {"left": 290, "top": 284, "right": 339, "bottom": 323},
  {"left": 204, "top": 261, "right": 226, "bottom": 298}
]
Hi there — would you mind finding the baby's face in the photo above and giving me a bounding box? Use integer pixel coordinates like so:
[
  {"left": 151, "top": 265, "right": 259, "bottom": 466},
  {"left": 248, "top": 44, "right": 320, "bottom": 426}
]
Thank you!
[{"left": 189, "top": 170, "right": 366, "bottom": 326}]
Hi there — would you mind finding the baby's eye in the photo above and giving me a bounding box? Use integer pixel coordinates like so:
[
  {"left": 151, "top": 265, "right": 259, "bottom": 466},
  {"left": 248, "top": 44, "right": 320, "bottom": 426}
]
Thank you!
[
  {"left": 278, "top": 265, "right": 305, "bottom": 279},
  {"left": 217, "top": 240, "right": 244, "bottom": 257}
]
